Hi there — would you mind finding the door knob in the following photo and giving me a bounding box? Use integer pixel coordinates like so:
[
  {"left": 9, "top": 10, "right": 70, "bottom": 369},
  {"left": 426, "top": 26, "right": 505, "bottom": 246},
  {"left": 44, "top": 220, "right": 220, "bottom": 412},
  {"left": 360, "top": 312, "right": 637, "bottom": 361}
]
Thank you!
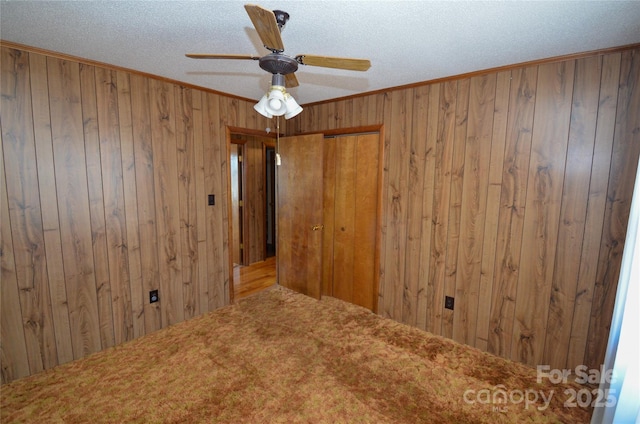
[{"left": 312, "top": 224, "right": 324, "bottom": 231}]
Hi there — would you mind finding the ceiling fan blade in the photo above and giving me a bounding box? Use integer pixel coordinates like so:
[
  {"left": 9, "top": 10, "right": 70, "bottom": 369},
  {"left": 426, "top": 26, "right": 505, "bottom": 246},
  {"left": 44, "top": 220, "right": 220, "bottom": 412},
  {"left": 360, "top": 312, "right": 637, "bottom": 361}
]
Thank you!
[
  {"left": 244, "top": 4, "right": 285, "bottom": 52},
  {"left": 185, "top": 54, "right": 260, "bottom": 60},
  {"left": 296, "top": 55, "right": 371, "bottom": 71},
  {"left": 285, "top": 73, "right": 299, "bottom": 88}
]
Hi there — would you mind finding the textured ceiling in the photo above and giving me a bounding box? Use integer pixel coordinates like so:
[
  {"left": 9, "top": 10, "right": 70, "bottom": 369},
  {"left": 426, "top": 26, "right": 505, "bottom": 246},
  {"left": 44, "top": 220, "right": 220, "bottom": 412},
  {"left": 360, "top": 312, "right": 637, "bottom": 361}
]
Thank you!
[{"left": 1, "top": 1, "right": 639, "bottom": 105}]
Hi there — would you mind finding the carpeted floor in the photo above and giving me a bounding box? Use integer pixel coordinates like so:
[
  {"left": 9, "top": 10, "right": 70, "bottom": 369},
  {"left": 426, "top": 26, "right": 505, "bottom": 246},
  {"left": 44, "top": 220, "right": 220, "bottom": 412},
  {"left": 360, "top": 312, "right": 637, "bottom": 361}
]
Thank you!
[{"left": 1, "top": 286, "right": 591, "bottom": 423}]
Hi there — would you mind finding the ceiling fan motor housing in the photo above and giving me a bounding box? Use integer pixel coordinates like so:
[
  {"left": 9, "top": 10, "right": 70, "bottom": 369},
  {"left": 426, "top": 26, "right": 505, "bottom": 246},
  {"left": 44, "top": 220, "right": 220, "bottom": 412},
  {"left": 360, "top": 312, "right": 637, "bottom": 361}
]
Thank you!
[{"left": 259, "top": 53, "right": 299, "bottom": 75}]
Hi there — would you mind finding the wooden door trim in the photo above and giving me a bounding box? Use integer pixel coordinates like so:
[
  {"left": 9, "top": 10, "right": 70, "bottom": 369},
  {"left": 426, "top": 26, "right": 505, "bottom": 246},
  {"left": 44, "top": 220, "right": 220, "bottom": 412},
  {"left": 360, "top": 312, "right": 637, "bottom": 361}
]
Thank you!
[{"left": 295, "top": 124, "right": 383, "bottom": 137}]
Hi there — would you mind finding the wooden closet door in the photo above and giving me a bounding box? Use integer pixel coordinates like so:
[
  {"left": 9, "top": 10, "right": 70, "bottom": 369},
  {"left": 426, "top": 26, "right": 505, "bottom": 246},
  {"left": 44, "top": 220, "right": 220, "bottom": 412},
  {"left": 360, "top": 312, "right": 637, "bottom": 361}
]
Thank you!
[
  {"left": 277, "top": 134, "right": 324, "bottom": 299},
  {"left": 323, "top": 133, "right": 380, "bottom": 311}
]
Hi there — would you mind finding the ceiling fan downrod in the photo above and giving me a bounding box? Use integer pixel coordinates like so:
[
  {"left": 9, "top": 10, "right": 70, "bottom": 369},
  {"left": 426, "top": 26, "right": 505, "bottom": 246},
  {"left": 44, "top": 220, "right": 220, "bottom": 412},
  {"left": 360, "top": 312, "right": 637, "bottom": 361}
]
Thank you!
[{"left": 272, "top": 10, "right": 289, "bottom": 30}]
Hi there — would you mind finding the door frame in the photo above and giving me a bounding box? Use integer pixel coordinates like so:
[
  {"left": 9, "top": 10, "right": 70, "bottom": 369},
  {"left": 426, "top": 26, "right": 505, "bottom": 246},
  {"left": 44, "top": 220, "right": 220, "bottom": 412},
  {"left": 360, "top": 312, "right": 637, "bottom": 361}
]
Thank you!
[
  {"left": 225, "top": 126, "right": 278, "bottom": 303},
  {"left": 225, "top": 124, "right": 384, "bottom": 306}
]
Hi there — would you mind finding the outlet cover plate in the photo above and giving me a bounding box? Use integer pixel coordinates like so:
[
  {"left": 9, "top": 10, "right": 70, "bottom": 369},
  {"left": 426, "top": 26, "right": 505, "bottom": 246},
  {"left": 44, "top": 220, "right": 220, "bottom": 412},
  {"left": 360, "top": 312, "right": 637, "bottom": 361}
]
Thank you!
[
  {"left": 444, "top": 296, "right": 454, "bottom": 310},
  {"left": 150, "top": 290, "right": 159, "bottom": 304}
]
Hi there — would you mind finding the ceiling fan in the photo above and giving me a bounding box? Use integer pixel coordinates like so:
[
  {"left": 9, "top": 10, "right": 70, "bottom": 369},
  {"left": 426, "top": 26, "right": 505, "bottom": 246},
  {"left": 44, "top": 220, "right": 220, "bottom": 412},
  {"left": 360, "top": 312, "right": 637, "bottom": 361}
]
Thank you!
[{"left": 185, "top": 3, "right": 371, "bottom": 118}]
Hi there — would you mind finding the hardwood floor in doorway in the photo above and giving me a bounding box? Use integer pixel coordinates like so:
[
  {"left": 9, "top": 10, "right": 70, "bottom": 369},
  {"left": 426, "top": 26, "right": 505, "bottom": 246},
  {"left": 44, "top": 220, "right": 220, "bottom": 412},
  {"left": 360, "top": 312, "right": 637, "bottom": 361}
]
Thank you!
[{"left": 233, "top": 256, "right": 277, "bottom": 300}]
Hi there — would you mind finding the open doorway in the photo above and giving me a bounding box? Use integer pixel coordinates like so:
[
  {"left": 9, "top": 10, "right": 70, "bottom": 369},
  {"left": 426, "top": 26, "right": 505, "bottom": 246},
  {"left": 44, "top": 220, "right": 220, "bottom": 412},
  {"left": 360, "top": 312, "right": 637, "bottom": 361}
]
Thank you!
[
  {"left": 228, "top": 129, "right": 277, "bottom": 301},
  {"left": 265, "top": 146, "right": 276, "bottom": 258},
  {"left": 230, "top": 142, "right": 245, "bottom": 266}
]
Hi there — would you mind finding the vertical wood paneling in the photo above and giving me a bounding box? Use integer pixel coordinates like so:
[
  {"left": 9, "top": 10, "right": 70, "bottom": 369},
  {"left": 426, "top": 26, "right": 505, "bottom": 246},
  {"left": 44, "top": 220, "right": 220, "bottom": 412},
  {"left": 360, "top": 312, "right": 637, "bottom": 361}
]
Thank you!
[
  {"left": 289, "top": 47, "right": 639, "bottom": 372},
  {"left": 175, "top": 86, "right": 198, "bottom": 319},
  {"left": 382, "top": 89, "right": 412, "bottom": 320},
  {"left": 1, "top": 48, "right": 58, "bottom": 375},
  {"left": 453, "top": 74, "right": 496, "bottom": 346},
  {"left": 403, "top": 86, "right": 430, "bottom": 326},
  {"left": 378, "top": 92, "right": 393, "bottom": 317},
  {"left": 1, "top": 45, "right": 269, "bottom": 382},
  {"left": 129, "top": 73, "right": 162, "bottom": 335},
  {"left": 192, "top": 90, "right": 210, "bottom": 314},
  {"left": 95, "top": 67, "right": 133, "bottom": 346},
  {"left": 29, "top": 52, "right": 74, "bottom": 364},
  {"left": 205, "top": 94, "right": 225, "bottom": 309},
  {"left": 79, "top": 63, "right": 115, "bottom": 350},
  {"left": 428, "top": 81, "right": 457, "bottom": 335},
  {"left": 585, "top": 49, "right": 640, "bottom": 369},
  {"left": 566, "top": 53, "right": 621, "bottom": 368},
  {"left": 0, "top": 132, "right": 31, "bottom": 382},
  {"left": 2, "top": 44, "right": 639, "bottom": 382},
  {"left": 149, "top": 78, "right": 184, "bottom": 327},
  {"left": 543, "top": 56, "right": 601, "bottom": 369},
  {"left": 512, "top": 60, "right": 574, "bottom": 366},
  {"left": 475, "top": 70, "right": 511, "bottom": 351},
  {"left": 115, "top": 71, "right": 145, "bottom": 339},
  {"left": 442, "top": 78, "right": 469, "bottom": 339},
  {"left": 488, "top": 66, "right": 538, "bottom": 358},
  {"left": 48, "top": 57, "right": 103, "bottom": 359},
  {"left": 417, "top": 84, "right": 440, "bottom": 331}
]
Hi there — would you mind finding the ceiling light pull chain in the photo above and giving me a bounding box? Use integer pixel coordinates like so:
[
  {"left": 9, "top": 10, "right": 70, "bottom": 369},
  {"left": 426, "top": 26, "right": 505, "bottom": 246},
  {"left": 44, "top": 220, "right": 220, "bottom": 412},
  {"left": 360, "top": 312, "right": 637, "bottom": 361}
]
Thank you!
[{"left": 275, "top": 115, "right": 282, "bottom": 166}]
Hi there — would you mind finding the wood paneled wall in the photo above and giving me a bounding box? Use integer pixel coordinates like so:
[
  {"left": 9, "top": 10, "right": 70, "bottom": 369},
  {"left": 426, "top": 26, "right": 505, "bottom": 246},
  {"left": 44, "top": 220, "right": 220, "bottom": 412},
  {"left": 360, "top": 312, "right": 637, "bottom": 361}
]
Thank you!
[
  {"left": 290, "top": 47, "right": 640, "bottom": 371},
  {"left": 1, "top": 43, "right": 638, "bottom": 383},
  {"left": 0, "top": 45, "right": 273, "bottom": 383}
]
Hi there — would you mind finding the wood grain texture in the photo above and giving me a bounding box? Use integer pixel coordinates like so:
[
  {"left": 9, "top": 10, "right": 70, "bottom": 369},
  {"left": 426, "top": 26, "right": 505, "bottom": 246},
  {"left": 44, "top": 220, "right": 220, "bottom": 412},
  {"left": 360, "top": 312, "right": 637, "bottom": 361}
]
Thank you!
[
  {"left": 322, "top": 137, "right": 337, "bottom": 297},
  {"left": 475, "top": 70, "right": 510, "bottom": 351},
  {"left": 286, "top": 47, "right": 640, "bottom": 371},
  {"left": 585, "top": 49, "right": 640, "bottom": 370},
  {"left": 323, "top": 134, "right": 380, "bottom": 311},
  {"left": 2, "top": 44, "right": 639, "bottom": 382},
  {"left": 512, "top": 61, "right": 575, "bottom": 366},
  {"left": 129, "top": 73, "right": 162, "bottom": 335},
  {"left": 442, "top": 78, "right": 469, "bottom": 340},
  {"left": 175, "top": 86, "right": 198, "bottom": 320},
  {"left": 453, "top": 73, "right": 496, "bottom": 346},
  {"left": 149, "top": 78, "right": 184, "bottom": 327},
  {"left": 0, "top": 131, "right": 31, "bottom": 383},
  {"left": 277, "top": 134, "right": 324, "bottom": 299},
  {"left": 416, "top": 84, "right": 439, "bottom": 332},
  {"left": 48, "top": 56, "right": 103, "bottom": 359},
  {"left": 28, "top": 52, "right": 74, "bottom": 364},
  {"left": 543, "top": 56, "right": 601, "bottom": 369},
  {"left": 404, "top": 86, "right": 429, "bottom": 326},
  {"left": 95, "top": 67, "right": 133, "bottom": 346},
  {"left": 1, "top": 45, "right": 269, "bottom": 382},
  {"left": 332, "top": 136, "right": 357, "bottom": 303},
  {"left": 79, "top": 62, "right": 114, "bottom": 350},
  {"left": 566, "top": 53, "right": 620, "bottom": 369},
  {"left": 428, "top": 81, "right": 457, "bottom": 336},
  {"left": 1, "top": 48, "right": 58, "bottom": 375},
  {"left": 116, "top": 71, "right": 145, "bottom": 339},
  {"left": 488, "top": 66, "right": 538, "bottom": 358}
]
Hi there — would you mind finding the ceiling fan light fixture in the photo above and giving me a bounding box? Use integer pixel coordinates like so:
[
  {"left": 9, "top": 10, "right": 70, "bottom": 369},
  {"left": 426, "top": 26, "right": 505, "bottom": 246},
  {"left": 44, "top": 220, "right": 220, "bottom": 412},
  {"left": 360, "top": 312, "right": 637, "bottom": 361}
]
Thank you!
[
  {"left": 266, "top": 86, "right": 287, "bottom": 115},
  {"left": 284, "top": 93, "right": 303, "bottom": 119},
  {"left": 254, "top": 93, "right": 273, "bottom": 118},
  {"left": 254, "top": 73, "right": 302, "bottom": 119}
]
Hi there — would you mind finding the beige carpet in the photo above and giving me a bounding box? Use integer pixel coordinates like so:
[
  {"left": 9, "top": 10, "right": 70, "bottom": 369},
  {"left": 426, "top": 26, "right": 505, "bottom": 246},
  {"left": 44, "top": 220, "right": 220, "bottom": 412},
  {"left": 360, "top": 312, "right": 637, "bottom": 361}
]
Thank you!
[{"left": 1, "top": 286, "right": 591, "bottom": 423}]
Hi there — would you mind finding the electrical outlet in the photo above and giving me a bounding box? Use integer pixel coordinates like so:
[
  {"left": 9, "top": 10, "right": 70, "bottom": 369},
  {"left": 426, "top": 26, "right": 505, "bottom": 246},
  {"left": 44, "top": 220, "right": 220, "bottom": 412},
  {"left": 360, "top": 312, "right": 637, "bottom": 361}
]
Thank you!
[
  {"left": 150, "top": 290, "right": 159, "bottom": 304},
  {"left": 444, "top": 296, "right": 455, "bottom": 310}
]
